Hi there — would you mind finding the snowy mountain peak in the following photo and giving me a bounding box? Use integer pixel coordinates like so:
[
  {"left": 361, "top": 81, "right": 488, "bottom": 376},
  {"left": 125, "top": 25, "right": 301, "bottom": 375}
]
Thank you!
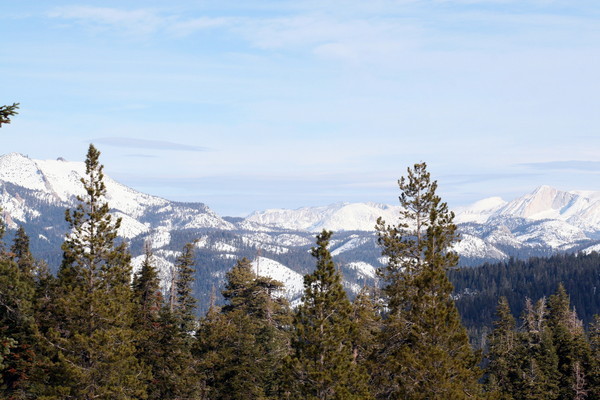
[
  {"left": 246, "top": 202, "right": 401, "bottom": 232},
  {"left": 498, "top": 185, "right": 577, "bottom": 220},
  {"left": 0, "top": 152, "right": 234, "bottom": 237},
  {"left": 454, "top": 197, "right": 507, "bottom": 224}
]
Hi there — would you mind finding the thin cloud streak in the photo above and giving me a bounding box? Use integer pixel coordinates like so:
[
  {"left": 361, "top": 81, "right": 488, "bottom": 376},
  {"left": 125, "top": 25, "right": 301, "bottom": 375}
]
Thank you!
[
  {"left": 92, "top": 137, "right": 210, "bottom": 152},
  {"left": 520, "top": 161, "right": 600, "bottom": 172}
]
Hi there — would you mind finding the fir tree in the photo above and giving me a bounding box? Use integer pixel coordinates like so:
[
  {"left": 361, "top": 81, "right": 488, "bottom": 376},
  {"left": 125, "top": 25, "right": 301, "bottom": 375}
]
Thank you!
[
  {"left": 588, "top": 315, "right": 600, "bottom": 398},
  {"left": 196, "top": 257, "right": 292, "bottom": 400},
  {"left": 485, "top": 297, "right": 518, "bottom": 399},
  {"left": 132, "top": 243, "right": 163, "bottom": 324},
  {"left": 144, "top": 242, "right": 201, "bottom": 400},
  {"left": 547, "top": 284, "right": 593, "bottom": 400},
  {"left": 288, "top": 231, "right": 372, "bottom": 400},
  {"left": 351, "top": 286, "right": 381, "bottom": 366},
  {"left": 173, "top": 242, "right": 197, "bottom": 337},
  {"left": 132, "top": 244, "right": 166, "bottom": 399},
  {"left": 514, "top": 297, "right": 560, "bottom": 400},
  {"left": 374, "top": 162, "right": 483, "bottom": 400},
  {"left": 0, "top": 256, "right": 38, "bottom": 398},
  {"left": 44, "top": 144, "right": 148, "bottom": 399},
  {"left": 11, "top": 225, "right": 35, "bottom": 276},
  {"left": 0, "top": 103, "right": 19, "bottom": 127}
]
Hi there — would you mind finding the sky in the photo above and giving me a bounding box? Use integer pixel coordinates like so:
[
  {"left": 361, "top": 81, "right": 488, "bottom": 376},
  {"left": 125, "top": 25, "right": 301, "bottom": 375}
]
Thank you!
[{"left": 2, "top": 1, "right": 600, "bottom": 216}]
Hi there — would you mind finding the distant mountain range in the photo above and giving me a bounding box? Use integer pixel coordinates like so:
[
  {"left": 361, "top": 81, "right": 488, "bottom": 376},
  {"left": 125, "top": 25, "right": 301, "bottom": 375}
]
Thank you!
[{"left": 1, "top": 152, "right": 600, "bottom": 310}]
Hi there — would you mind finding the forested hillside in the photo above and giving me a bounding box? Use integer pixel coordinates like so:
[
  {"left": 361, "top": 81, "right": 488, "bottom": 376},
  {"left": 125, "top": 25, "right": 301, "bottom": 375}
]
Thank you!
[{"left": 450, "top": 252, "right": 600, "bottom": 340}]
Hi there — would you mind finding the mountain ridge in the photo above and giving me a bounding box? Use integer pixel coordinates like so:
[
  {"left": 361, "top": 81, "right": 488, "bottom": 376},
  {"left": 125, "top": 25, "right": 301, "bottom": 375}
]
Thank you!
[{"left": 2, "top": 152, "right": 600, "bottom": 310}]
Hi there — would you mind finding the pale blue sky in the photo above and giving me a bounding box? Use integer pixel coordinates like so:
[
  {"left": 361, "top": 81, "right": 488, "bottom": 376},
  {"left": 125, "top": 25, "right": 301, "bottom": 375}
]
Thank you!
[{"left": 2, "top": 1, "right": 600, "bottom": 216}]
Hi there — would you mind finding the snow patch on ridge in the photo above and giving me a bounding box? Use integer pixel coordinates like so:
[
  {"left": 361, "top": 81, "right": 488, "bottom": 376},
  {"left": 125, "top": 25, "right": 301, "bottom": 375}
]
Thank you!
[
  {"left": 251, "top": 257, "right": 304, "bottom": 298},
  {"left": 345, "top": 261, "right": 377, "bottom": 279}
]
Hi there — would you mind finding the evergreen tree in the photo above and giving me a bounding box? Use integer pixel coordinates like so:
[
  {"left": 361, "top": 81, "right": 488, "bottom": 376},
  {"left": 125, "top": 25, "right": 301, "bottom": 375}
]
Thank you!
[
  {"left": 350, "top": 286, "right": 381, "bottom": 396},
  {"left": 0, "top": 102, "right": 19, "bottom": 127},
  {"left": 374, "top": 162, "right": 483, "bottom": 399},
  {"left": 288, "top": 231, "right": 372, "bottom": 400},
  {"left": 132, "top": 244, "right": 166, "bottom": 400},
  {"left": 588, "top": 315, "right": 600, "bottom": 398},
  {"left": 144, "top": 242, "right": 201, "bottom": 400},
  {"left": 351, "top": 286, "right": 381, "bottom": 366},
  {"left": 44, "top": 144, "right": 148, "bottom": 399},
  {"left": 0, "top": 256, "right": 38, "bottom": 398},
  {"left": 485, "top": 297, "right": 518, "bottom": 399},
  {"left": 132, "top": 243, "right": 163, "bottom": 325},
  {"left": 11, "top": 225, "right": 35, "bottom": 276},
  {"left": 173, "top": 242, "right": 197, "bottom": 337},
  {"left": 196, "top": 257, "right": 292, "bottom": 400},
  {"left": 547, "top": 284, "right": 593, "bottom": 400},
  {"left": 514, "top": 297, "right": 560, "bottom": 400}
]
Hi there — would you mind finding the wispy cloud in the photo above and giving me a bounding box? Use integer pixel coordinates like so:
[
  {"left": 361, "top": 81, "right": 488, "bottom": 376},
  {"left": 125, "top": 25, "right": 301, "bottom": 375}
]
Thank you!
[
  {"left": 168, "top": 16, "right": 233, "bottom": 37},
  {"left": 48, "top": 6, "right": 233, "bottom": 38},
  {"left": 92, "top": 137, "right": 209, "bottom": 152},
  {"left": 521, "top": 160, "right": 600, "bottom": 172},
  {"left": 46, "top": 3, "right": 596, "bottom": 58},
  {"left": 442, "top": 172, "right": 543, "bottom": 185},
  {"left": 48, "top": 6, "right": 169, "bottom": 36}
]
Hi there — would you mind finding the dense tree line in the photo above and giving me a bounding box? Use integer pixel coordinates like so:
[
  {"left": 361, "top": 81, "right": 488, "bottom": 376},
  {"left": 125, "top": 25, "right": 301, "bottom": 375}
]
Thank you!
[
  {"left": 1, "top": 142, "right": 600, "bottom": 399},
  {"left": 450, "top": 253, "right": 600, "bottom": 336}
]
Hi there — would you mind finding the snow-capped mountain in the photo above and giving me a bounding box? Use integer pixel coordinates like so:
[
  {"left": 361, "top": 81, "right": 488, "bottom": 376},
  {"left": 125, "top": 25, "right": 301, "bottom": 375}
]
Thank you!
[
  {"left": 0, "top": 153, "right": 234, "bottom": 238},
  {"left": 2, "top": 151, "right": 600, "bottom": 311},
  {"left": 242, "top": 185, "right": 600, "bottom": 265},
  {"left": 246, "top": 202, "right": 402, "bottom": 232}
]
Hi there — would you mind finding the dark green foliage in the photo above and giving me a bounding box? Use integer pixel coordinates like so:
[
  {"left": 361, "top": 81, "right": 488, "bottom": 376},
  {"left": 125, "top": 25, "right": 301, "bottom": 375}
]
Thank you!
[
  {"left": 146, "top": 241, "right": 201, "bottom": 400},
  {"left": 44, "top": 144, "right": 148, "bottom": 399},
  {"left": 144, "top": 307, "right": 201, "bottom": 400},
  {"left": 450, "top": 252, "right": 600, "bottom": 336},
  {"left": 0, "top": 103, "right": 19, "bottom": 127},
  {"left": 133, "top": 244, "right": 163, "bottom": 324},
  {"left": 173, "top": 242, "right": 198, "bottom": 337},
  {"left": 0, "top": 256, "right": 38, "bottom": 398},
  {"left": 485, "top": 297, "right": 518, "bottom": 399},
  {"left": 288, "top": 231, "right": 372, "bottom": 400},
  {"left": 588, "top": 315, "right": 600, "bottom": 399},
  {"left": 547, "top": 284, "right": 593, "bottom": 400},
  {"left": 11, "top": 225, "right": 35, "bottom": 276},
  {"left": 132, "top": 245, "right": 172, "bottom": 400},
  {"left": 196, "top": 257, "right": 293, "bottom": 399},
  {"left": 351, "top": 286, "right": 381, "bottom": 366},
  {"left": 483, "top": 286, "right": 600, "bottom": 400},
  {"left": 514, "top": 297, "right": 560, "bottom": 400},
  {"left": 375, "top": 163, "right": 483, "bottom": 400}
]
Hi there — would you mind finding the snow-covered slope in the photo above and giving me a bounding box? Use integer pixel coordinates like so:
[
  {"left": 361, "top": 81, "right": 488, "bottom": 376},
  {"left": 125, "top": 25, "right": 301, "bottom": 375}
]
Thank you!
[
  {"left": 251, "top": 256, "right": 305, "bottom": 298},
  {"left": 246, "top": 202, "right": 401, "bottom": 232},
  {"left": 242, "top": 185, "right": 600, "bottom": 263},
  {"left": 0, "top": 153, "right": 234, "bottom": 238},
  {"left": 454, "top": 197, "right": 507, "bottom": 224}
]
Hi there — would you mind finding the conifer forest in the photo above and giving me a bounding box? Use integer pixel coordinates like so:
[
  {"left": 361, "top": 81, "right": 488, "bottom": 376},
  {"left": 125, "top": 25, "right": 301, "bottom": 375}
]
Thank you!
[{"left": 2, "top": 106, "right": 600, "bottom": 399}]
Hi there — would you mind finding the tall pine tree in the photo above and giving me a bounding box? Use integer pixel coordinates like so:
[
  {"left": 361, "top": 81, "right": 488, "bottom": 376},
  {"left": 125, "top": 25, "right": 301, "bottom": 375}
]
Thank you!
[
  {"left": 287, "top": 230, "right": 372, "bottom": 400},
  {"left": 374, "top": 162, "right": 483, "bottom": 399},
  {"left": 141, "top": 241, "right": 201, "bottom": 399},
  {"left": 44, "top": 144, "right": 148, "bottom": 399}
]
